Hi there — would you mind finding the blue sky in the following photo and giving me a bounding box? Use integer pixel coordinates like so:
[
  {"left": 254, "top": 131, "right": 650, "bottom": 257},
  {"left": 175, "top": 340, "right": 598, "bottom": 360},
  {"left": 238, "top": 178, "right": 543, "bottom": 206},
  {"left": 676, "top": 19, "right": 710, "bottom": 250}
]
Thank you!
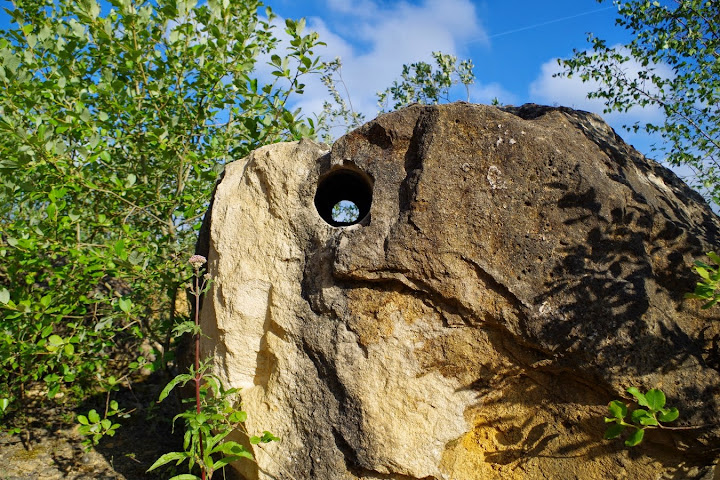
[{"left": 265, "top": 0, "right": 668, "bottom": 162}]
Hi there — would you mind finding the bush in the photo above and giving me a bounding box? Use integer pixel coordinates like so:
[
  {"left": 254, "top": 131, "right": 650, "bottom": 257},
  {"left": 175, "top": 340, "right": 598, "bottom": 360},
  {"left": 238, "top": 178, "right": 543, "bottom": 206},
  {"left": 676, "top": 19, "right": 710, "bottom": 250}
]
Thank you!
[{"left": 0, "top": 0, "right": 323, "bottom": 424}]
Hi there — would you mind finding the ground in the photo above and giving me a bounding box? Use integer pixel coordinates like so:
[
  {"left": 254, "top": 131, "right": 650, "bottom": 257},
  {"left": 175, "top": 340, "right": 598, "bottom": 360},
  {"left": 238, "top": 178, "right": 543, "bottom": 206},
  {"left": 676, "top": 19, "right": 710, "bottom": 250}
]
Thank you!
[{"left": 0, "top": 372, "right": 242, "bottom": 480}]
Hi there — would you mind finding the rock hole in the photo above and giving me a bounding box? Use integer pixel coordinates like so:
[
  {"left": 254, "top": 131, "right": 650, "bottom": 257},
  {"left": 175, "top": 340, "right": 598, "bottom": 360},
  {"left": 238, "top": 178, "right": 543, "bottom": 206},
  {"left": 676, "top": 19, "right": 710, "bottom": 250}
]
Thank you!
[{"left": 315, "top": 168, "right": 373, "bottom": 227}]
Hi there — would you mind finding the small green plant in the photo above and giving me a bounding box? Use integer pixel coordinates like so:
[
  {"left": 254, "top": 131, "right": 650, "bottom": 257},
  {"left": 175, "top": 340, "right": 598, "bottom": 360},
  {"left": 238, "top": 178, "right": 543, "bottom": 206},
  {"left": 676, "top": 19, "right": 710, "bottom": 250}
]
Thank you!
[
  {"left": 147, "top": 256, "right": 277, "bottom": 480},
  {"left": 685, "top": 252, "right": 720, "bottom": 308},
  {"left": 604, "top": 387, "right": 679, "bottom": 447},
  {"left": 75, "top": 356, "right": 151, "bottom": 449},
  {"left": 77, "top": 400, "right": 124, "bottom": 450}
]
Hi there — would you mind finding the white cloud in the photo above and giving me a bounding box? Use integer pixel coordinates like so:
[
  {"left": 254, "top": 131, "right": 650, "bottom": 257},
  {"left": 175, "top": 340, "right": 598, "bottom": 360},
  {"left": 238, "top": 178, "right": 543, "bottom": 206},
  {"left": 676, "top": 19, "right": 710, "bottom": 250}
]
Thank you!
[
  {"left": 528, "top": 47, "right": 692, "bottom": 169},
  {"left": 325, "top": 0, "right": 377, "bottom": 17},
  {"left": 286, "top": 0, "right": 488, "bottom": 128},
  {"left": 469, "top": 82, "right": 518, "bottom": 106},
  {"left": 529, "top": 46, "right": 671, "bottom": 129}
]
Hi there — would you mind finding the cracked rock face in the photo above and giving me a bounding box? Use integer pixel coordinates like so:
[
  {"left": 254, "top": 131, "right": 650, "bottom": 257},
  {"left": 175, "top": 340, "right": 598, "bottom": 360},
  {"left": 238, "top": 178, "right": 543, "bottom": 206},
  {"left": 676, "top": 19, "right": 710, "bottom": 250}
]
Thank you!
[{"left": 197, "top": 103, "right": 720, "bottom": 480}]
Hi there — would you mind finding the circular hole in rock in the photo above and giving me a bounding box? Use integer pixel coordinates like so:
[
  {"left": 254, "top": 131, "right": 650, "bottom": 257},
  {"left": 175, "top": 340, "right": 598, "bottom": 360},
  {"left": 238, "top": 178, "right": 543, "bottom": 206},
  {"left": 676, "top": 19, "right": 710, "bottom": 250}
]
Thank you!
[
  {"left": 315, "top": 169, "right": 373, "bottom": 227},
  {"left": 332, "top": 200, "right": 360, "bottom": 224}
]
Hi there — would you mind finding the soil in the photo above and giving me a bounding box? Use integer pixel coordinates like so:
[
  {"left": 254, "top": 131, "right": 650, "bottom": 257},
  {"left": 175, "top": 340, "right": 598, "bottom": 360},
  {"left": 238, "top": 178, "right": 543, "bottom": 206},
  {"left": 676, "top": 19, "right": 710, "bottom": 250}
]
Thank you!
[{"left": 0, "top": 372, "right": 242, "bottom": 480}]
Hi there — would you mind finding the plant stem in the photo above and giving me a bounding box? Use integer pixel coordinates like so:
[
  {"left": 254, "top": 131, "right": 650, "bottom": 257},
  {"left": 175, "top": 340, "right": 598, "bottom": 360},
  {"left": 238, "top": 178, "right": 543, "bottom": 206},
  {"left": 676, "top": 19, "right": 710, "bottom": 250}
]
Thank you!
[{"left": 194, "top": 272, "right": 206, "bottom": 480}]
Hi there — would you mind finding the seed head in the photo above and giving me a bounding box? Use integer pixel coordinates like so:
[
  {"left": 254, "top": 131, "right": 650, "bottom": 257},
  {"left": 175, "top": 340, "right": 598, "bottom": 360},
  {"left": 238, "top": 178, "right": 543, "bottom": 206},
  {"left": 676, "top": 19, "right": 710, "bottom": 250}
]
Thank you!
[{"left": 189, "top": 255, "right": 207, "bottom": 269}]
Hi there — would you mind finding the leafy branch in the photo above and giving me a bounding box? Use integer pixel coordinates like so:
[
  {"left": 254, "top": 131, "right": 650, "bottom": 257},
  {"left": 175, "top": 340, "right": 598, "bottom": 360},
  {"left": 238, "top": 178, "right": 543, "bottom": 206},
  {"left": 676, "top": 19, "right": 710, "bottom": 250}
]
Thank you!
[
  {"left": 604, "top": 387, "right": 679, "bottom": 447},
  {"left": 685, "top": 251, "right": 720, "bottom": 309},
  {"left": 377, "top": 51, "right": 475, "bottom": 113}
]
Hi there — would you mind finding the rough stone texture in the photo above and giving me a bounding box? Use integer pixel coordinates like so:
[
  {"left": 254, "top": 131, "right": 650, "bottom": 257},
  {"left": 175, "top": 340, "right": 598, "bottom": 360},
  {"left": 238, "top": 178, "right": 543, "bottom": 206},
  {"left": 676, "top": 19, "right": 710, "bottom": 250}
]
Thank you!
[{"left": 197, "top": 103, "right": 720, "bottom": 480}]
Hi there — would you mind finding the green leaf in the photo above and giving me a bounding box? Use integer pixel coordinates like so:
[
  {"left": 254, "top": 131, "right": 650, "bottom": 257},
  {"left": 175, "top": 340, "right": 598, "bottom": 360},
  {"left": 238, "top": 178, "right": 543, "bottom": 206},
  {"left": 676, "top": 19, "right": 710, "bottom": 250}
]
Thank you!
[
  {"left": 229, "top": 410, "right": 247, "bottom": 423},
  {"left": 212, "top": 440, "right": 254, "bottom": 459},
  {"left": 158, "top": 374, "right": 193, "bottom": 402},
  {"left": 77, "top": 415, "right": 89, "bottom": 425},
  {"left": 640, "top": 416, "right": 658, "bottom": 427},
  {"left": 48, "top": 384, "right": 61, "bottom": 399},
  {"left": 608, "top": 400, "right": 627, "bottom": 419},
  {"left": 644, "top": 389, "right": 666, "bottom": 411},
  {"left": 695, "top": 266, "right": 710, "bottom": 280},
  {"left": 0, "top": 288, "right": 9, "bottom": 304},
  {"left": 48, "top": 335, "right": 64, "bottom": 346},
  {"left": 4, "top": 55, "right": 20, "bottom": 73},
  {"left": 214, "top": 455, "right": 248, "bottom": 470},
  {"left": 146, "top": 451, "right": 190, "bottom": 472},
  {"left": 128, "top": 250, "right": 145, "bottom": 266},
  {"left": 118, "top": 298, "right": 132, "bottom": 313},
  {"left": 40, "top": 294, "right": 52, "bottom": 308},
  {"left": 702, "top": 298, "right": 719, "bottom": 309},
  {"left": 624, "top": 428, "right": 645, "bottom": 447},
  {"left": 259, "top": 431, "right": 280, "bottom": 443},
  {"left": 114, "top": 240, "right": 127, "bottom": 261},
  {"left": 604, "top": 423, "right": 625, "bottom": 439},
  {"left": 626, "top": 387, "right": 649, "bottom": 407},
  {"left": 88, "top": 409, "right": 100, "bottom": 424},
  {"left": 706, "top": 252, "right": 720, "bottom": 265},
  {"left": 659, "top": 407, "right": 679, "bottom": 422},
  {"left": 630, "top": 409, "right": 652, "bottom": 424},
  {"left": 0, "top": 398, "right": 10, "bottom": 412}
]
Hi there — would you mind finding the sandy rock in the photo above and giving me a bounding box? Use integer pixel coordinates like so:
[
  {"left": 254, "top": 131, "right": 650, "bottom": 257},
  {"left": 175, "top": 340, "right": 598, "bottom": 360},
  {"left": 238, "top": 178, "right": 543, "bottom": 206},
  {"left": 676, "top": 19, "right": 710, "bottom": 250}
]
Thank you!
[{"left": 198, "top": 103, "right": 720, "bottom": 479}]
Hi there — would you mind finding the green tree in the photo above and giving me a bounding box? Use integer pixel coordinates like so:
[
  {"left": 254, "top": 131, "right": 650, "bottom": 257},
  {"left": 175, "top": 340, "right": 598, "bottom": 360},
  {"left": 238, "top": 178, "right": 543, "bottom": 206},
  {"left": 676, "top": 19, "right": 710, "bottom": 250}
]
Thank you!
[
  {"left": 0, "top": 0, "right": 323, "bottom": 422},
  {"left": 377, "top": 51, "right": 475, "bottom": 112},
  {"left": 316, "top": 51, "right": 476, "bottom": 143},
  {"left": 559, "top": 0, "right": 720, "bottom": 204}
]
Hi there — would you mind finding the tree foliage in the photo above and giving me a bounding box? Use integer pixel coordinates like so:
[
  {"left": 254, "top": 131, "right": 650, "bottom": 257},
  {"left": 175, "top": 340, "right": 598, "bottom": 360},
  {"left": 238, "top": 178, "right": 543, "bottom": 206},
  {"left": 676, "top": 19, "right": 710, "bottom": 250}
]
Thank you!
[
  {"left": 377, "top": 51, "right": 475, "bottom": 112},
  {"left": 0, "top": 0, "right": 323, "bottom": 420},
  {"left": 315, "top": 57, "right": 365, "bottom": 144},
  {"left": 316, "top": 51, "right": 476, "bottom": 143},
  {"left": 686, "top": 251, "right": 720, "bottom": 308},
  {"left": 559, "top": 0, "right": 720, "bottom": 204}
]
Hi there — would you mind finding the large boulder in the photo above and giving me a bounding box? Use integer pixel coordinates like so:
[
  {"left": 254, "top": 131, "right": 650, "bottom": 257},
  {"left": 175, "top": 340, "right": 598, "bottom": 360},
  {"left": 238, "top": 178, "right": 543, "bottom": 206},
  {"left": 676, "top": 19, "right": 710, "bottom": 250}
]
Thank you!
[{"left": 197, "top": 103, "right": 720, "bottom": 479}]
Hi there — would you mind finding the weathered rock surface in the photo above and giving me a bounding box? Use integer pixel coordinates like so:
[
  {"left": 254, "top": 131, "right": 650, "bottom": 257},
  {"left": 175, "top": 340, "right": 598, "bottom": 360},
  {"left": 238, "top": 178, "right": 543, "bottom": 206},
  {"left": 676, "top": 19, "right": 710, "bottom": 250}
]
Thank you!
[{"left": 197, "top": 103, "right": 720, "bottom": 479}]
